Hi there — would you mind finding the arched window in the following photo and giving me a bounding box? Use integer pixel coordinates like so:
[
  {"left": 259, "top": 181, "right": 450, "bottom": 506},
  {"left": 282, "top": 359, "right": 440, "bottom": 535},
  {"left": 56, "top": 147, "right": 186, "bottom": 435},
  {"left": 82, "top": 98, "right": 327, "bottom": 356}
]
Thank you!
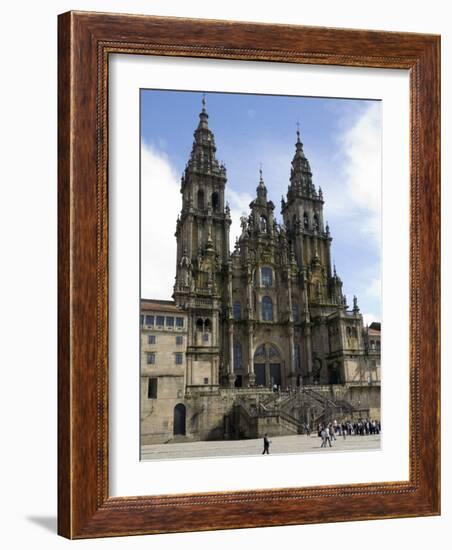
[
  {"left": 204, "top": 319, "right": 212, "bottom": 332},
  {"left": 233, "top": 340, "right": 242, "bottom": 372},
  {"left": 261, "top": 266, "right": 273, "bottom": 288},
  {"left": 211, "top": 192, "right": 219, "bottom": 211},
  {"left": 196, "top": 318, "right": 204, "bottom": 332},
  {"left": 292, "top": 214, "right": 297, "bottom": 230},
  {"left": 233, "top": 301, "right": 241, "bottom": 321},
  {"left": 260, "top": 215, "right": 268, "bottom": 233},
  {"left": 197, "top": 189, "right": 204, "bottom": 209},
  {"left": 303, "top": 212, "right": 309, "bottom": 228},
  {"left": 261, "top": 296, "right": 273, "bottom": 321}
]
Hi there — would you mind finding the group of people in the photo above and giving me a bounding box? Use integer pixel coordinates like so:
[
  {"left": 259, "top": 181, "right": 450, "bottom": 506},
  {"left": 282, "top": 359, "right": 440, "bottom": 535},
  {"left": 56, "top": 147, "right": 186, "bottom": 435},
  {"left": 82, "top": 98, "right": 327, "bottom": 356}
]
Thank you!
[
  {"left": 317, "top": 418, "right": 381, "bottom": 448},
  {"left": 261, "top": 418, "right": 381, "bottom": 454}
]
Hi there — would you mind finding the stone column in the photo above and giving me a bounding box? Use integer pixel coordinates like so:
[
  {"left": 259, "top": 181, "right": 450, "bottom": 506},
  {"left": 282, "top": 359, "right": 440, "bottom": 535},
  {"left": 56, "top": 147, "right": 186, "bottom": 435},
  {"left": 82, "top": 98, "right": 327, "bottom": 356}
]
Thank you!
[
  {"left": 247, "top": 324, "right": 255, "bottom": 386},
  {"left": 227, "top": 322, "right": 235, "bottom": 387},
  {"left": 187, "top": 214, "right": 193, "bottom": 259},
  {"left": 304, "top": 324, "right": 313, "bottom": 384},
  {"left": 287, "top": 269, "right": 297, "bottom": 387}
]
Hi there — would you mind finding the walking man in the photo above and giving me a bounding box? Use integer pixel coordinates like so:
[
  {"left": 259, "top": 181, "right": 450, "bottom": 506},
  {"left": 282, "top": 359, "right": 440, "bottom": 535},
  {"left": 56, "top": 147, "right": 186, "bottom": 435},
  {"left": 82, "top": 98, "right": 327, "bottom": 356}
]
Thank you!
[{"left": 262, "top": 433, "right": 271, "bottom": 454}]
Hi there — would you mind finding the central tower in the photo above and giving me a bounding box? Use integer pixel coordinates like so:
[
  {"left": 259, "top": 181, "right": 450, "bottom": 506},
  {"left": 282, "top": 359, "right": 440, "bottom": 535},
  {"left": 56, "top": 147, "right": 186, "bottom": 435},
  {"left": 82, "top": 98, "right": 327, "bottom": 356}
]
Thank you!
[{"left": 173, "top": 98, "right": 232, "bottom": 389}]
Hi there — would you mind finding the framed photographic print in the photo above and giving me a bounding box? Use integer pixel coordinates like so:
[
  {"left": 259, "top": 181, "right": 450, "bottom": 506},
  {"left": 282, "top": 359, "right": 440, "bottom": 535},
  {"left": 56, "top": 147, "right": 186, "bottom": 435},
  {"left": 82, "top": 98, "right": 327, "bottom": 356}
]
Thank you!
[{"left": 58, "top": 11, "right": 440, "bottom": 538}]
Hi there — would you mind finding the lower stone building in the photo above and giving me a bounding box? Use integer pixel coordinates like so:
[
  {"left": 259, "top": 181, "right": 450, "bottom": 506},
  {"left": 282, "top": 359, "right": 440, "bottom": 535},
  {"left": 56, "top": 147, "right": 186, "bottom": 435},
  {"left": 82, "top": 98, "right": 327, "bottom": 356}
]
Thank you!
[{"left": 140, "top": 298, "right": 381, "bottom": 445}]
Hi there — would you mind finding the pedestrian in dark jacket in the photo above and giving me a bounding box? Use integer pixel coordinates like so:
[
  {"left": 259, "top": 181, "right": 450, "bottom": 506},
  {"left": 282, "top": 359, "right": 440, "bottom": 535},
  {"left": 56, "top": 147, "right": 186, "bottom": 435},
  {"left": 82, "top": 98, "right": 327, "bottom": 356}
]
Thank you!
[{"left": 262, "top": 433, "right": 271, "bottom": 454}]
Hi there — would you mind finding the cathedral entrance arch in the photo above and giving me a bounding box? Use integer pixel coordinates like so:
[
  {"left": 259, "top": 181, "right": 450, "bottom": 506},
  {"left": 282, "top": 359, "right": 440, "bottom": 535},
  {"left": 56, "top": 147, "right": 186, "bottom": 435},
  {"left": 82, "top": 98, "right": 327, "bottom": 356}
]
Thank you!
[
  {"left": 173, "top": 403, "right": 186, "bottom": 436},
  {"left": 254, "top": 343, "right": 282, "bottom": 388},
  {"left": 328, "top": 362, "right": 341, "bottom": 385}
]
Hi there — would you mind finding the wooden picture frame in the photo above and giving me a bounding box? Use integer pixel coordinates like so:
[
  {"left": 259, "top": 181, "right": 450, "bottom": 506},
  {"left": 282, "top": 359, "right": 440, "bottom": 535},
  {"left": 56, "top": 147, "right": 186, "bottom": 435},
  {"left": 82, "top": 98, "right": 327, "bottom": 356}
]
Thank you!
[{"left": 58, "top": 11, "right": 440, "bottom": 539}]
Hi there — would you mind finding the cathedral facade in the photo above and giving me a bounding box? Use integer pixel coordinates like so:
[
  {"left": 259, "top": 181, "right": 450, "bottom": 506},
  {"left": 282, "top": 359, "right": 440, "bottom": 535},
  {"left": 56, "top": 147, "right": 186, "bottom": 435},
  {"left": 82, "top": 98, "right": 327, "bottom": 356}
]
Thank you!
[{"left": 141, "top": 99, "right": 381, "bottom": 445}]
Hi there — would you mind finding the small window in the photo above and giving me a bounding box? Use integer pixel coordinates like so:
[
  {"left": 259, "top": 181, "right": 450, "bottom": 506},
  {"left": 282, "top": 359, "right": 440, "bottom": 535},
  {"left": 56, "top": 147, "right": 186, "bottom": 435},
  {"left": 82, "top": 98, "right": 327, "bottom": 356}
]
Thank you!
[
  {"left": 204, "top": 319, "right": 212, "bottom": 332},
  {"left": 376, "top": 340, "right": 381, "bottom": 349},
  {"left": 196, "top": 318, "right": 204, "bottom": 331},
  {"left": 145, "top": 315, "right": 154, "bottom": 326},
  {"left": 261, "top": 267, "right": 273, "bottom": 287},
  {"left": 260, "top": 215, "right": 268, "bottom": 233},
  {"left": 176, "top": 317, "right": 184, "bottom": 327},
  {"left": 303, "top": 212, "right": 309, "bottom": 228},
  {"left": 212, "top": 191, "right": 219, "bottom": 211},
  {"left": 156, "top": 316, "right": 165, "bottom": 326},
  {"left": 261, "top": 296, "right": 273, "bottom": 321},
  {"left": 140, "top": 314, "right": 144, "bottom": 325},
  {"left": 233, "top": 301, "right": 241, "bottom": 321},
  {"left": 166, "top": 316, "right": 174, "bottom": 327},
  {"left": 147, "top": 352, "right": 155, "bottom": 365},
  {"left": 203, "top": 378, "right": 209, "bottom": 385},
  {"left": 148, "top": 378, "right": 158, "bottom": 399},
  {"left": 197, "top": 189, "right": 204, "bottom": 209},
  {"left": 148, "top": 335, "right": 156, "bottom": 345},
  {"left": 176, "top": 335, "right": 183, "bottom": 345},
  {"left": 292, "top": 304, "right": 300, "bottom": 322},
  {"left": 203, "top": 333, "right": 209, "bottom": 342},
  {"left": 175, "top": 353, "right": 183, "bottom": 365}
]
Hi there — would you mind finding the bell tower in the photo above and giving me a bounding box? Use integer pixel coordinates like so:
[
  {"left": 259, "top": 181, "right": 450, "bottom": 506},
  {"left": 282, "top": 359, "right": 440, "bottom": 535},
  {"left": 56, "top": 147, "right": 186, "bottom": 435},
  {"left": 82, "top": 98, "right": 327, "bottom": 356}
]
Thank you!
[
  {"left": 173, "top": 96, "right": 232, "bottom": 389},
  {"left": 281, "top": 127, "right": 338, "bottom": 306}
]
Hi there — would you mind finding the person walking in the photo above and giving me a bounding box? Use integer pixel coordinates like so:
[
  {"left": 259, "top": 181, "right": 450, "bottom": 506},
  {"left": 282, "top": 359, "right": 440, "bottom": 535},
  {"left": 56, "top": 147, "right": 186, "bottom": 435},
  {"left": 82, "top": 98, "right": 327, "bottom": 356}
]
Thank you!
[
  {"left": 325, "top": 427, "right": 332, "bottom": 447},
  {"left": 329, "top": 423, "right": 336, "bottom": 443},
  {"left": 262, "top": 433, "right": 271, "bottom": 454}
]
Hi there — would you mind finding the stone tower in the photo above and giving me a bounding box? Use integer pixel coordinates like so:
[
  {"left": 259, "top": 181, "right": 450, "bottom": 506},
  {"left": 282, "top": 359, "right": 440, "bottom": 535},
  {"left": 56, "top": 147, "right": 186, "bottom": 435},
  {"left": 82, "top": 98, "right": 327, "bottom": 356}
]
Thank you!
[{"left": 173, "top": 97, "right": 232, "bottom": 390}]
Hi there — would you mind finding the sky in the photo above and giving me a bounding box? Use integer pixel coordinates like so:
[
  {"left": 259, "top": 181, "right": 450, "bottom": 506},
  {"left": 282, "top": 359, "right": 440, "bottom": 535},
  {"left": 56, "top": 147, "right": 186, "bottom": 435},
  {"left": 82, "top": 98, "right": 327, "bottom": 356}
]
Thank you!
[{"left": 140, "top": 90, "right": 382, "bottom": 324}]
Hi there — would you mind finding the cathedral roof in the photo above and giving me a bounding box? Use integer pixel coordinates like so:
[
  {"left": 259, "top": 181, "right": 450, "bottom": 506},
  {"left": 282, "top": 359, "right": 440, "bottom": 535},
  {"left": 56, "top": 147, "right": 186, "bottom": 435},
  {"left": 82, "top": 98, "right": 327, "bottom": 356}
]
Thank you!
[{"left": 141, "top": 299, "right": 184, "bottom": 314}]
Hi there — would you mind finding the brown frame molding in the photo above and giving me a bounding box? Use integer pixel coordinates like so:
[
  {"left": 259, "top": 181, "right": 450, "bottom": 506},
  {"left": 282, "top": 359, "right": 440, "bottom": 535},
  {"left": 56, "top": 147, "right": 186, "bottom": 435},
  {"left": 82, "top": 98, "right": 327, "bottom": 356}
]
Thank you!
[{"left": 58, "top": 11, "right": 440, "bottom": 539}]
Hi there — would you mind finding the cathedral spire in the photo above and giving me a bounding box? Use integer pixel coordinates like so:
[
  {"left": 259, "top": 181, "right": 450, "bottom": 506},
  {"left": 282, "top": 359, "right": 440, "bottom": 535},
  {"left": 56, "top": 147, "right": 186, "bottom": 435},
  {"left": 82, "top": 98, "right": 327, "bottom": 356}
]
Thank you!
[
  {"left": 256, "top": 165, "right": 267, "bottom": 201},
  {"left": 288, "top": 125, "right": 315, "bottom": 198},
  {"left": 184, "top": 94, "right": 225, "bottom": 178},
  {"left": 198, "top": 93, "right": 209, "bottom": 130}
]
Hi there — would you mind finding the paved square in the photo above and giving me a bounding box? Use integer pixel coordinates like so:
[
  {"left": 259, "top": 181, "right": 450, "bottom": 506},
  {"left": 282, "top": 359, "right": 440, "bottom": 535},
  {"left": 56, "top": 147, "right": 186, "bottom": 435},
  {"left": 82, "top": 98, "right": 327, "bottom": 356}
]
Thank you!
[{"left": 141, "top": 434, "right": 380, "bottom": 461}]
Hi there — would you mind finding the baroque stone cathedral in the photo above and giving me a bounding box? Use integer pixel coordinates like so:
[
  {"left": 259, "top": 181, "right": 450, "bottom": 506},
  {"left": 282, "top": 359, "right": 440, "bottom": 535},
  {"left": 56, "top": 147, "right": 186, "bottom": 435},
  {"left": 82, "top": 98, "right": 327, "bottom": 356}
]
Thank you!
[{"left": 140, "top": 98, "right": 381, "bottom": 445}]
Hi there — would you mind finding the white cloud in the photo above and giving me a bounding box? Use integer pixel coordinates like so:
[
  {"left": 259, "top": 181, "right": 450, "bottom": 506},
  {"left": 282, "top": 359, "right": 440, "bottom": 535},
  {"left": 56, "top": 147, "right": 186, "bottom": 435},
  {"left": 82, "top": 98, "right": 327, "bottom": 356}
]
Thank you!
[
  {"left": 362, "top": 312, "right": 379, "bottom": 327},
  {"left": 226, "top": 187, "right": 254, "bottom": 245},
  {"left": 337, "top": 102, "right": 382, "bottom": 242},
  {"left": 365, "top": 277, "right": 381, "bottom": 299},
  {"left": 141, "top": 144, "right": 180, "bottom": 300}
]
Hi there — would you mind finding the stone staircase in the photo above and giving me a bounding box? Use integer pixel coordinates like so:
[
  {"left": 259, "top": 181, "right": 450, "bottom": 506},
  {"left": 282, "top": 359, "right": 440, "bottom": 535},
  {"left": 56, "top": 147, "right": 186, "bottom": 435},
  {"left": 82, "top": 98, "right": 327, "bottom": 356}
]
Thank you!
[{"left": 227, "top": 386, "right": 358, "bottom": 438}]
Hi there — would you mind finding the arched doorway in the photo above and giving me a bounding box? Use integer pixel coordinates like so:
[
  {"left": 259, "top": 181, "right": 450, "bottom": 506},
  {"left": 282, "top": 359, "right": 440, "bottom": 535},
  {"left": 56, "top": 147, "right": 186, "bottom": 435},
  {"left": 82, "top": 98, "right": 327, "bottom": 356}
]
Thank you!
[
  {"left": 328, "top": 362, "right": 341, "bottom": 385},
  {"left": 254, "top": 343, "right": 282, "bottom": 388},
  {"left": 173, "top": 403, "right": 186, "bottom": 435}
]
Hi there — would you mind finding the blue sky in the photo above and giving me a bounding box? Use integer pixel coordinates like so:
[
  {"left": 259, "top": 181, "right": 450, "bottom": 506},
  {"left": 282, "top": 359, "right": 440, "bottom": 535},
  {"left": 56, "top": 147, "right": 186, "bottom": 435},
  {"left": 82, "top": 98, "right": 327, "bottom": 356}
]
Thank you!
[{"left": 140, "top": 90, "right": 381, "bottom": 324}]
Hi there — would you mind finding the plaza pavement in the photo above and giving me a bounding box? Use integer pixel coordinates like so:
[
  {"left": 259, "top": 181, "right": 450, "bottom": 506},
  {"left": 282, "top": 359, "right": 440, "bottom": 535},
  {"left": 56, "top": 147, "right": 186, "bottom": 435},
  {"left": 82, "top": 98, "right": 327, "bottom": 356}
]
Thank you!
[{"left": 141, "top": 433, "right": 380, "bottom": 461}]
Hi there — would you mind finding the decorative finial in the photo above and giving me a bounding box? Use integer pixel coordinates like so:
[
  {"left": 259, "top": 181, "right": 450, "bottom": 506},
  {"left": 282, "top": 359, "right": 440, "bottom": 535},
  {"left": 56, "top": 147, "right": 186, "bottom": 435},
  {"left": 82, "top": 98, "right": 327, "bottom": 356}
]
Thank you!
[
  {"left": 296, "top": 121, "right": 300, "bottom": 140},
  {"left": 353, "top": 295, "right": 360, "bottom": 313},
  {"left": 202, "top": 93, "right": 206, "bottom": 111},
  {"left": 333, "top": 263, "right": 337, "bottom": 277},
  {"left": 259, "top": 162, "right": 263, "bottom": 181}
]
